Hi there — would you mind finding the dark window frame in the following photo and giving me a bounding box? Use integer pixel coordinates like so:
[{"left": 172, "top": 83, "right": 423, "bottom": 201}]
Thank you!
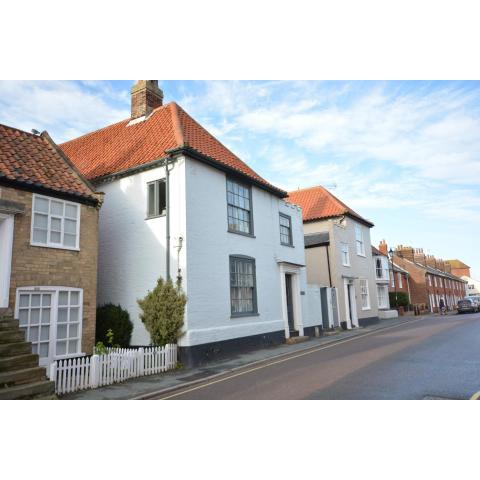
[
  {"left": 226, "top": 177, "right": 254, "bottom": 237},
  {"left": 146, "top": 179, "right": 166, "bottom": 219},
  {"left": 279, "top": 213, "right": 293, "bottom": 247},
  {"left": 229, "top": 255, "right": 258, "bottom": 317}
]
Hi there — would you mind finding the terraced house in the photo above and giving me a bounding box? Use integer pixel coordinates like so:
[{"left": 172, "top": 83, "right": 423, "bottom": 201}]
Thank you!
[
  {"left": 0, "top": 124, "right": 102, "bottom": 398},
  {"left": 61, "top": 80, "right": 318, "bottom": 367},
  {"left": 288, "top": 186, "right": 379, "bottom": 329}
]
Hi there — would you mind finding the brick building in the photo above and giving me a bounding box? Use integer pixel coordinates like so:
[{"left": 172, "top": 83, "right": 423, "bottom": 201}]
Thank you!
[
  {"left": 378, "top": 240, "right": 411, "bottom": 303},
  {"left": 380, "top": 242, "right": 467, "bottom": 312},
  {"left": 0, "top": 123, "right": 102, "bottom": 368}
]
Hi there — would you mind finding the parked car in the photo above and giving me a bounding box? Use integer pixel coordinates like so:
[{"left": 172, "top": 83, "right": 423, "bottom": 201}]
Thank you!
[{"left": 457, "top": 297, "right": 479, "bottom": 314}]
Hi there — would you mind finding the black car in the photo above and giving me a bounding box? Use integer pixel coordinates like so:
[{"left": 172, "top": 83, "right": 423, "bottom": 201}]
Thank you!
[{"left": 457, "top": 298, "right": 479, "bottom": 313}]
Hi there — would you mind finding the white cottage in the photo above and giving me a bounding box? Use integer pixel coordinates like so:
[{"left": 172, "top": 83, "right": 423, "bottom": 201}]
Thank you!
[{"left": 62, "top": 81, "right": 315, "bottom": 366}]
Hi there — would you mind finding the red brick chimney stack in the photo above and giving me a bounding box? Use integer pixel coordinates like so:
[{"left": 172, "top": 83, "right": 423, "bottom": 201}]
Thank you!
[
  {"left": 395, "top": 245, "right": 415, "bottom": 262},
  {"left": 131, "top": 80, "right": 163, "bottom": 120},
  {"left": 379, "top": 239, "right": 388, "bottom": 256},
  {"left": 414, "top": 248, "right": 427, "bottom": 266}
]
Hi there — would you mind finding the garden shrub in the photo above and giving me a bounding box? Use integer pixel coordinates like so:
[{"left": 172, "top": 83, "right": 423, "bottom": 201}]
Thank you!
[
  {"left": 96, "top": 304, "right": 133, "bottom": 347},
  {"left": 137, "top": 278, "right": 187, "bottom": 346},
  {"left": 389, "top": 291, "right": 409, "bottom": 308}
]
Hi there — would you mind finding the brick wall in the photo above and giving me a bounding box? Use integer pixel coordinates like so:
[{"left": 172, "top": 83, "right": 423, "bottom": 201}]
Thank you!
[
  {"left": 2, "top": 186, "right": 99, "bottom": 354},
  {"left": 392, "top": 255, "right": 429, "bottom": 308}
]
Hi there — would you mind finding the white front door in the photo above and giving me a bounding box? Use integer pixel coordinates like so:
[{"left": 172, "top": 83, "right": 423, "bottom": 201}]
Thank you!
[{"left": 0, "top": 214, "right": 14, "bottom": 308}]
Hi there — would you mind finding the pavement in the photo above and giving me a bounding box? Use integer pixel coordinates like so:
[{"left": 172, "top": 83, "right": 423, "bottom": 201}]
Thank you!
[{"left": 63, "top": 313, "right": 424, "bottom": 400}]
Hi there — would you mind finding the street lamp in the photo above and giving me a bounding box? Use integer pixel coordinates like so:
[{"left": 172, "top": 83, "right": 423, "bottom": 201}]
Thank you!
[{"left": 388, "top": 248, "right": 398, "bottom": 308}]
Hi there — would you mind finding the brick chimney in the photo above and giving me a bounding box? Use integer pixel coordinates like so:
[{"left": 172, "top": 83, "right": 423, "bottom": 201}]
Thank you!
[
  {"left": 379, "top": 239, "right": 388, "bottom": 256},
  {"left": 131, "top": 80, "right": 163, "bottom": 120},
  {"left": 395, "top": 245, "right": 415, "bottom": 262},
  {"left": 414, "top": 248, "right": 427, "bottom": 266},
  {"left": 425, "top": 254, "right": 437, "bottom": 269}
]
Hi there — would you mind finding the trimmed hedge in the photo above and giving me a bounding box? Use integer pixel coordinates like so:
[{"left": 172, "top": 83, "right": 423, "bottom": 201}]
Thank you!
[
  {"left": 389, "top": 291, "right": 409, "bottom": 308},
  {"left": 96, "top": 304, "right": 133, "bottom": 347}
]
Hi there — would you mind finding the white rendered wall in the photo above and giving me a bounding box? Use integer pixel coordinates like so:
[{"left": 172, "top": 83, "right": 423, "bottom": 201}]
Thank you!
[
  {"left": 182, "top": 157, "right": 307, "bottom": 346},
  {"left": 96, "top": 158, "right": 187, "bottom": 345}
]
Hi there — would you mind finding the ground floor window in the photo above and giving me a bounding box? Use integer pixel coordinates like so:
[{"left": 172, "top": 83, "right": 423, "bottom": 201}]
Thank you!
[
  {"left": 16, "top": 287, "right": 83, "bottom": 365},
  {"left": 377, "top": 285, "right": 389, "bottom": 309},
  {"left": 229, "top": 256, "right": 257, "bottom": 316},
  {"left": 359, "top": 279, "right": 370, "bottom": 310}
]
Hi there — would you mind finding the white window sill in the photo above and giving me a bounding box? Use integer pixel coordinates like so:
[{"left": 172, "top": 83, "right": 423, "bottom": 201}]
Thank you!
[
  {"left": 30, "top": 242, "right": 80, "bottom": 252},
  {"left": 361, "top": 307, "right": 371, "bottom": 311},
  {"left": 356, "top": 253, "right": 366, "bottom": 258},
  {"left": 54, "top": 352, "right": 86, "bottom": 361}
]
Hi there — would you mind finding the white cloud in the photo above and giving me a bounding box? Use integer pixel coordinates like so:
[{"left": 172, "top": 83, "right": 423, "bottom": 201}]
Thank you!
[{"left": 0, "top": 81, "right": 128, "bottom": 143}]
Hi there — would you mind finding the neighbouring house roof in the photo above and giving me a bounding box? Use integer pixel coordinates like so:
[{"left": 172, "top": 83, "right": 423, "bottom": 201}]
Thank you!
[
  {"left": 304, "top": 231, "right": 330, "bottom": 248},
  {"left": 372, "top": 246, "right": 387, "bottom": 257},
  {"left": 395, "top": 255, "right": 467, "bottom": 283},
  {"left": 392, "top": 262, "right": 409, "bottom": 275},
  {"left": 61, "top": 102, "right": 286, "bottom": 197},
  {"left": 0, "top": 123, "right": 99, "bottom": 205},
  {"left": 287, "top": 185, "right": 374, "bottom": 227},
  {"left": 446, "top": 259, "right": 470, "bottom": 269}
]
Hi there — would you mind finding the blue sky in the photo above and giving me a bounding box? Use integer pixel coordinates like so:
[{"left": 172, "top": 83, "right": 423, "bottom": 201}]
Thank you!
[{"left": 1, "top": 80, "right": 479, "bottom": 277}]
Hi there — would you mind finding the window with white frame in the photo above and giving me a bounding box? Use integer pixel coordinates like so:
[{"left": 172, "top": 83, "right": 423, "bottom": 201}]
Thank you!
[
  {"left": 359, "top": 278, "right": 370, "bottom": 310},
  {"left": 227, "top": 178, "right": 253, "bottom": 235},
  {"left": 398, "top": 272, "right": 403, "bottom": 288},
  {"left": 229, "top": 256, "right": 257, "bottom": 316},
  {"left": 17, "top": 287, "right": 82, "bottom": 364},
  {"left": 355, "top": 224, "right": 365, "bottom": 256},
  {"left": 390, "top": 270, "right": 395, "bottom": 287},
  {"left": 375, "top": 258, "right": 384, "bottom": 278},
  {"left": 147, "top": 179, "right": 166, "bottom": 218},
  {"left": 428, "top": 275, "right": 432, "bottom": 287},
  {"left": 341, "top": 243, "right": 350, "bottom": 266},
  {"left": 31, "top": 195, "right": 80, "bottom": 249},
  {"left": 377, "top": 285, "right": 389, "bottom": 309},
  {"left": 434, "top": 276, "right": 437, "bottom": 287}
]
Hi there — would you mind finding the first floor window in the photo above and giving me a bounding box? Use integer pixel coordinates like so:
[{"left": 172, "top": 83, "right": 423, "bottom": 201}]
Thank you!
[
  {"left": 341, "top": 243, "right": 350, "bottom": 266},
  {"left": 229, "top": 256, "right": 257, "bottom": 315},
  {"left": 279, "top": 213, "right": 293, "bottom": 246},
  {"left": 359, "top": 278, "right": 370, "bottom": 310},
  {"left": 147, "top": 179, "right": 166, "bottom": 217},
  {"left": 31, "top": 194, "right": 80, "bottom": 249},
  {"left": 355, "top": 224, "right": 365, "bottom": 256},
  {"left": 397, "top": 272, "right": 403, "bottom": 288},
  {"left": 227, "top": 178, "right": 252, "bottom": 234},
  {"left": 17, "top": 287, "right": 82, "bottom": 364},
  {"left": 377, "top": 285, "right": 389, "bottom": 309}
]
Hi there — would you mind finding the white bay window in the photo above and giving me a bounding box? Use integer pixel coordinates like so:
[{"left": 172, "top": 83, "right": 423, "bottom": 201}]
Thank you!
[{"left": 31, "top": 194, "right": 80, "bottom": 250}]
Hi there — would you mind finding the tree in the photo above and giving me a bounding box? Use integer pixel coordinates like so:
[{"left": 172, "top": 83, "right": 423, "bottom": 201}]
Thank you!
[
  {"left": 96, "top": 304, "right": 133, "bottom": 347},
  {"left": 137, "top": 278, "right": 187, "bottom": 346}
]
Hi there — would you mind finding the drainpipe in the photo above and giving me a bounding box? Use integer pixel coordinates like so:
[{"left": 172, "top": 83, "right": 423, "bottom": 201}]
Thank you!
[
  {"left": 165, "top": 160, "right": 171, "bottom": 281},
  {"left": 325, "top": 244, "right": 332, "bottom": 288}
]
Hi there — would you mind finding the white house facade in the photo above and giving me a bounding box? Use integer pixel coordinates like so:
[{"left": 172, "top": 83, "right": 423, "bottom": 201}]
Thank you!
[
  {"left": 62, "top": 80, "right": 318, "bottom": 366},
  {"left": 372, "top": 246, "right": 398, "bottom": 319}
]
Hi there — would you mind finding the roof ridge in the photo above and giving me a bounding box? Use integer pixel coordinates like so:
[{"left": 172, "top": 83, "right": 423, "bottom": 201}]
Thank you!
[
  {"left": 170, "top": 102, "right": 185, "bottom": 146},
  {"left": 0, "top": 122, "right": 44, "bottom": 140}
]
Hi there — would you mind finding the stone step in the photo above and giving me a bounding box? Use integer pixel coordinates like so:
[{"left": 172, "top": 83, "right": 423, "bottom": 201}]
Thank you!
[
  {"left": 0, "top": 354, "right": 40, "bottom": 372},
  {"left": 286, "top": 335, "right": 309, "bottom": 345},
  {"left": 0, "top": 329, "right": 25, "bottom": 344},
  {"left": 0, "top": 380, "right": 55, "bottom": 400},
  {"left": 0, "top": 366, "right": 46, "bottom": 387},
  {"left": 0, "top": 317, "right": 17, "bottom": 328},
  {"left": 0, "top": 342, "right": 33, "bottom": 358}
]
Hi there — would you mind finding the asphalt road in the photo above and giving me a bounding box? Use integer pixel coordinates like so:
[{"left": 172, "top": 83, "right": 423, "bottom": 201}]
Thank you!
[{"left": 155, "top": 312, "right": 480, "bottom": 400}]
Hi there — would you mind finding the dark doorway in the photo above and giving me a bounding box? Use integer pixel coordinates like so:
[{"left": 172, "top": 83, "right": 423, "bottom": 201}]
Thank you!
[
  {"left": 285, "top": 274, "right": 296, "bottom": 334},
  {"left": 347, "top": 284, "right": 354, "bottom": 328}
]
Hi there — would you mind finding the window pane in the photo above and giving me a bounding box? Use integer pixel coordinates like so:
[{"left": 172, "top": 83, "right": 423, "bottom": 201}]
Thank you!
[
  {"left": 65, "top": 204, "right": 78, "bottom": 219},
  {"left": 50, "top": 201, "right": 63, "bottom": 216},
  {"left": 70, "top": 307, "right": 79, "bottom": 323},
  {"left": 64, "top": 219, "right": 76, "bottom": 234},
  {"left": 40, "top": 326, "right": 50, "bottom": 341},
  {"left": 33, "top": 228, "right": 48, "bottom": 243},
  {"left": 41, "top": 308, "right": 51, "bottom": 324},
  {"left": 63, "top": 233, "right": 77, "bottom": 247},
  {"left": 29, "top": 326, "right": 39, "bottom": 342},
  {"left": 57, "top": 324, "right": 68, "bottom": 339},
  {"left": 19, "top": 309, "right": 28, "bottom": 326},
  {"left": 158, "top": 180, "right": 166, "bottom": 215},
  {"left": 31, "top": 294, "right": 41, "bottom": 307},
  {"left": 39, "top": 343, "right": 49, "bottom": 358},
  {"left": 69, "top": 323, "right": 79, "bottom": 338},
  {"left": 68, "top": 340, "right": 78, "bottom": 354},
  {"left": 34, "top": 196, "right": 49, "bottom": 214},
  {"left": 147, "top": 182, "right": 156, "bottom": 216},
  {"left": 19, "top": 294, "right": 30, "bottom": 307},
  {"left": 50, "top": 231, "right": 61, "bottom": 243},
  {"left": 58, "top": 307, "right": 68, "bottom": 323},
  {"left": 59, "top": 291, "right": 69, "bottom": 306},
  {"left": 51, "top": 217, "right": 61, "bottom": 231},
  {"left": 42, "top": 294, "right": 51, "bottom": 307},
  {"left": 70, "top": 291, "right": 80, "bottom": 306},
  {"left": 33, "top": 213, "right": 48, "bottom": 229},
  {"left": 30, "top": 308, "right": 40, "bottom": 325},
  {"left": 56, "top": 341, "right": 67, "bottom": 356}
]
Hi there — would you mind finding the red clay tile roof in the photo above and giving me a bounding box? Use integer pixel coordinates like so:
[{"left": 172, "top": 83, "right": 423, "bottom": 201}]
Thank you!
[
  {"left": 287, "top": 185, "right": 374, "bottom": 227},
  {"left": 61, "top": 102, "right": 285, "bottom": 196},
  {"left": 0, "top": 123, "right": 99, "bottom": 204},
  {"left": 372, "top": 245, "right": 387, "bottom": 256}
]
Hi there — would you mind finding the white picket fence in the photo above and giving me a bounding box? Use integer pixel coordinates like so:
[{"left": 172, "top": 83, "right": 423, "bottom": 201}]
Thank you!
[{"left": 49, "top": 344, "right": 177, "bottom": 396}]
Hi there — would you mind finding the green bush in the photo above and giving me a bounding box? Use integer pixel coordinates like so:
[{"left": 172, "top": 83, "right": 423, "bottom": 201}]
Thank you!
[
  {"left": 137, "top": 278, "right": 187, "bottom": 346},
  {"left": 96, "top": 304, "right": 133, "bottom": 347},
  {"left": 389, "top": 291, "right": 409, "bottom": 308}
]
